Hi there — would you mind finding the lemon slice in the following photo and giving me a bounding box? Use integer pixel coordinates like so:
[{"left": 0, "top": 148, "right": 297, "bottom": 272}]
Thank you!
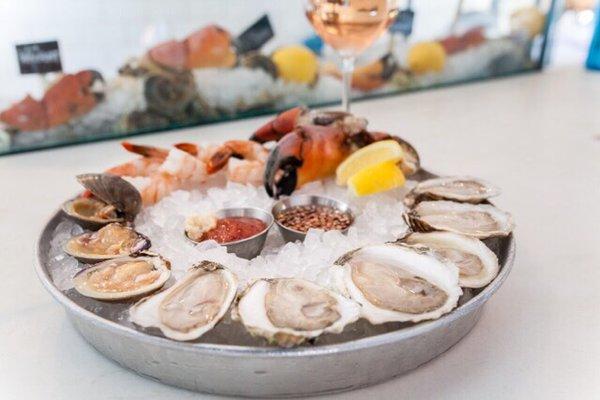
[
  {"left": 336, "top": 140, "right": 404, "bottom": 186},
  {"left": 348, "top": 161, "right": 406, "bottom": 197}
]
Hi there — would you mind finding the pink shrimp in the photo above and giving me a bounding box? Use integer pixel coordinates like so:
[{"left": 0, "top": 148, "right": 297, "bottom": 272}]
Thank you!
[
  {"left": 105, "top": 142, "right": 167, "bottom": 177},
  {"left": 105, "top": 140, "right": 268, "bottom": 205},
  {"left": 109, "top": 142, "right": 208, "bottom": 205},
  {"left": 204, "top": 140, "right": 269, "bottom": 185}
]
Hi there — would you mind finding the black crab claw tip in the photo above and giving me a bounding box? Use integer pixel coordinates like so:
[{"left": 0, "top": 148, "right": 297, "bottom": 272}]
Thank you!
[{"left": 263, "top": 148, "right": 300, "bottom": 199}]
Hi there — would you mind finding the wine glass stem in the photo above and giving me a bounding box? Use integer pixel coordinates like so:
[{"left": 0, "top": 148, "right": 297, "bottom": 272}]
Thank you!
[{"left": 341, "top": 56, "right": 355, "bottom": 112}]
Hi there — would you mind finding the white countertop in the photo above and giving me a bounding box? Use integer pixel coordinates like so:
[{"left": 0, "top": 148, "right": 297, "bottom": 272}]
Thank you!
[{"left": 1, "top": 67, "right": 599, "bottom": 400}]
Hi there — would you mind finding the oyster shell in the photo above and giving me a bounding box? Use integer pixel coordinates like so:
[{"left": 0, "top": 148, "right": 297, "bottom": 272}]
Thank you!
[
  {"left": 405, "top": 200, "right": 514, "bottom": 239},
  {"left": 332, "top": 243, "right": 462, "bottom": 324},
  {"left": 395, "top": 137, "right": 420, "bottom": 176},
  {"left": 63, "top": 173, "right": 142, "bottom": 229},
  {"left": 403, "top": 232, "right": 499, "bottom": 288},
  {"left": 65, "top": 223, "right": 151, "bottom": 263},
  {"left": 404, "top": 176, "right": 500, "bottom": 207},
  {"left": 129, "top": 261, "right": 237, "bottom": 341},
  {"left": 73, "top": 253, "right": 170, "bottom": 300},
  {"left": 233, "top": 278, "right": 360, "bottom": 347}
]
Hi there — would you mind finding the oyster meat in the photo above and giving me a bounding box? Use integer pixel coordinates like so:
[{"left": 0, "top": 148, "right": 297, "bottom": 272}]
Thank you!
[
  {"left": 405, "top": 200, "right": 514, "bottom": 239},
  {"left": 65, "top": 223, "right": 150, "bottom": 263},
  {"left": 129, "top": 261, "right": 237, "bottom": 341},
  {"left": 73, "top": 253, "right": 170, "bottom": 300},
  {"left": 234, "top": 278, "right": 360, "bottom": 347},
  {"left": 403, "top": 232, "right": 499, "bottom": 288},
  {"left": 404, "top": 176, "right": 500, "bottom": 207},
  {"left": 63, "top": 173, "right": 142, "bottom": 229},
  {"left": 332, "top": 243, "right": 462, "bottom": 324}
]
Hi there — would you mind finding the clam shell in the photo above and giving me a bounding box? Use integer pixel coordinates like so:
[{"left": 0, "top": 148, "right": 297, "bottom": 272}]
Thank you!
[
  {"left": 73, "top": 253, "right": 170, "bottom": 301},
  {"left": 62, "top": 197, "right": 124, "bottom": 230},
  {"left": 77, "top": 173, "right": 142, "bottom": 220},
  {"left": 65, "top": 223, "right": 151, "bottom": 264}
]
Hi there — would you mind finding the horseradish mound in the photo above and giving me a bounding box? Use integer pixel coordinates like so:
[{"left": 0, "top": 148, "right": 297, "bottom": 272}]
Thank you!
[{"left": 50, "top": 179, "right": 413, "bottom": 291}]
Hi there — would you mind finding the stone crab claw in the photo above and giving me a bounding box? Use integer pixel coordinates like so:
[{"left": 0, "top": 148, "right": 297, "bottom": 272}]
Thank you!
[
  {"left": 147, "top": 25, "right": 237, "bottom": 72},
  {"left": 264, "top": 125, "right": 352, "bottom": 198},
  {"left": 250, "top": 106, "right": 306, "bottom": 144},
  {"left": 259, "top": 107, "right": 421, "bottom": 197},
  {"left": 250, "top": 106, "right": 368, "bottom": 144},
  {"left": 0, "top": 70, "right": 104, "bottom": 132}
]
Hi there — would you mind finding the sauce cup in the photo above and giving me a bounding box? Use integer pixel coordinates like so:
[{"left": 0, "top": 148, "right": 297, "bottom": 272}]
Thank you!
[
  {"left": 271, "top": 195, "right": 354, "bottom": 243},
  {"left": 186, "top": 207, "right": 273, "bottom": 259}
]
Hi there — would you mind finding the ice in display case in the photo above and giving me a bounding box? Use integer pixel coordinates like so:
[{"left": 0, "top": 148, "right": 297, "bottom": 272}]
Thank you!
[{"left": 0, "top": 0, "right": 556, "bottom": 155}]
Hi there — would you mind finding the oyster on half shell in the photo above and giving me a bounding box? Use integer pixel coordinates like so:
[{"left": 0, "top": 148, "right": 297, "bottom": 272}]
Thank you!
[
  {"left": 233, "top": 278, "right": 360, "bottom": 347},
  {"left": 404, "top": 176, "right": 500, "bottom": 207},
  {"left": 403, "top": 232, "right": 499, "bottom": 288},
  {"left": 129, "top": 261, "right": 237, "bottom": 341},
  {"left": 65, "top": 223, "right": 151, "bottom": 263},
  {"left": 332, "top": 243, "right": 462, "bottom": 324},
  {"left": 73, "top": 253, "right": 170, "bottom": 300},
  {"left": 405, "top": 200, "right": 514, "bottom": 239}
]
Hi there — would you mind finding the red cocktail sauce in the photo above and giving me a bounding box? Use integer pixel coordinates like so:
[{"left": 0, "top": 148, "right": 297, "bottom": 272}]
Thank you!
[{"left": 203, "top": 217, "right": 266, "bottom": 244}]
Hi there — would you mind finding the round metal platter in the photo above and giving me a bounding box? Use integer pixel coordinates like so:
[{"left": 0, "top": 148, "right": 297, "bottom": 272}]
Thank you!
[{"left": 35, "top": 170, "right": 515, "bottom": 398}]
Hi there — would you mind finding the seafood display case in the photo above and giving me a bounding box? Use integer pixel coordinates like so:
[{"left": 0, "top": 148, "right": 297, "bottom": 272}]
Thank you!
[{"left": 0, "top": 0, "right": 555, "bottom": 155}]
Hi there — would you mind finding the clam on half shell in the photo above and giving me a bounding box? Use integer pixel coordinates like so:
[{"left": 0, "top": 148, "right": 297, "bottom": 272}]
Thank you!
[
  {"left": 65, "top": 223, "right": 151, "bottom": 264},
  {"left": 332, "top": 243, "right": 462, "bottom": 324},
  {"left": 403, "top": 232, "right": 499, "bottom": 288},
  {"left": 62, "top": 197, "right": 124, "bottom": 230},
  {"left": 129, "top": 261, "right": 237, "bottom": 341},
  {"left": 404, "top": 176, "right": 500, "bottom": 207},
  {"left": 233, "top": 278, "right": 360, "bottom": 347},
  {"left": 62, "top": 173, "right": 142, "bottom": 229},
  {"left": 73, "top": 253, "right": 170, "bottom": 300},
  {"left": 405, "top": 200, "right": 514, "bottom": 239}
]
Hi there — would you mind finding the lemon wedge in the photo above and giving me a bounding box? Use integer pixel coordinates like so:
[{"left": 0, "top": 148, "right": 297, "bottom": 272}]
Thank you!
[
  {"left": 336, "top": 140, "right": 404, "bottom": 186},
  {"left": 348, "top": 161, "right": 406, "bottom": 197}
]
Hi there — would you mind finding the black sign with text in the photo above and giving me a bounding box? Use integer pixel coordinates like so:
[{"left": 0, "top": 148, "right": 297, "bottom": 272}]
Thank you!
[
  {"left": 16, "top": 41, "right": 63, "bottom": 74},
  {"left": 235, "top": 14, "right": 274, "bottom": 54}
]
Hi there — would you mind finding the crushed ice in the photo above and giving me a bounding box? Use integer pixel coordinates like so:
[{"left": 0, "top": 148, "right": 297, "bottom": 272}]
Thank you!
[
  {"left": 48, "top": 179, "right": 413, "bottom": 290},
  {"left": 48, "top": 221, "right": 84, "bottom": 291}
]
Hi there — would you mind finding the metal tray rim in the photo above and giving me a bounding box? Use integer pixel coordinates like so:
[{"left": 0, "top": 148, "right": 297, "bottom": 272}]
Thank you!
[{"left": 35, "top": 203, "right": 515, "bottom": 358}]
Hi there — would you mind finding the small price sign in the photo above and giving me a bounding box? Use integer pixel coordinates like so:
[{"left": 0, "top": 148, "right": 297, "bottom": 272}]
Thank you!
[
  {"left": 235, "top": 14, "right": 274, "bottom": 54},
  {"left": 16, "top": 41, "right": 63, "bottom": 74}
]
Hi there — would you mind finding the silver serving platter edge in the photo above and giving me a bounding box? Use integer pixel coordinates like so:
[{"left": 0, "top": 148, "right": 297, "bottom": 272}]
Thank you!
[{"left": 35, "top": 171, "right": 515, "bottom": 398}]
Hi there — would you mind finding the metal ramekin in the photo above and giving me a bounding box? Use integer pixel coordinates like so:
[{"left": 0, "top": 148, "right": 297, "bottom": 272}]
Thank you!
[
  {"left": 271, "top": 194, "right": 354, "bottom": 243},
  {"left": 186, "top": 207, "right": 273, "bottom": 259}
]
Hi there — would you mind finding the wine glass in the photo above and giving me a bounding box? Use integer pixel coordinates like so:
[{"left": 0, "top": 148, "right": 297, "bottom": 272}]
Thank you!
[{"left": 305, "top": 0, "right": 400, "bottom": 112}]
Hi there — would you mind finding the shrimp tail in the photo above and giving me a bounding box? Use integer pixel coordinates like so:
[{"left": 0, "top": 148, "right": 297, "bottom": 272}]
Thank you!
[
  {"left": 174, "top": 142, "right": 199, "bottom": 156},
  {"left": 207, "top": 146, "right": 234, "bottom": 174},
  {"left": 122, "top": 141, "right": 169, "bottom": 159}
]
